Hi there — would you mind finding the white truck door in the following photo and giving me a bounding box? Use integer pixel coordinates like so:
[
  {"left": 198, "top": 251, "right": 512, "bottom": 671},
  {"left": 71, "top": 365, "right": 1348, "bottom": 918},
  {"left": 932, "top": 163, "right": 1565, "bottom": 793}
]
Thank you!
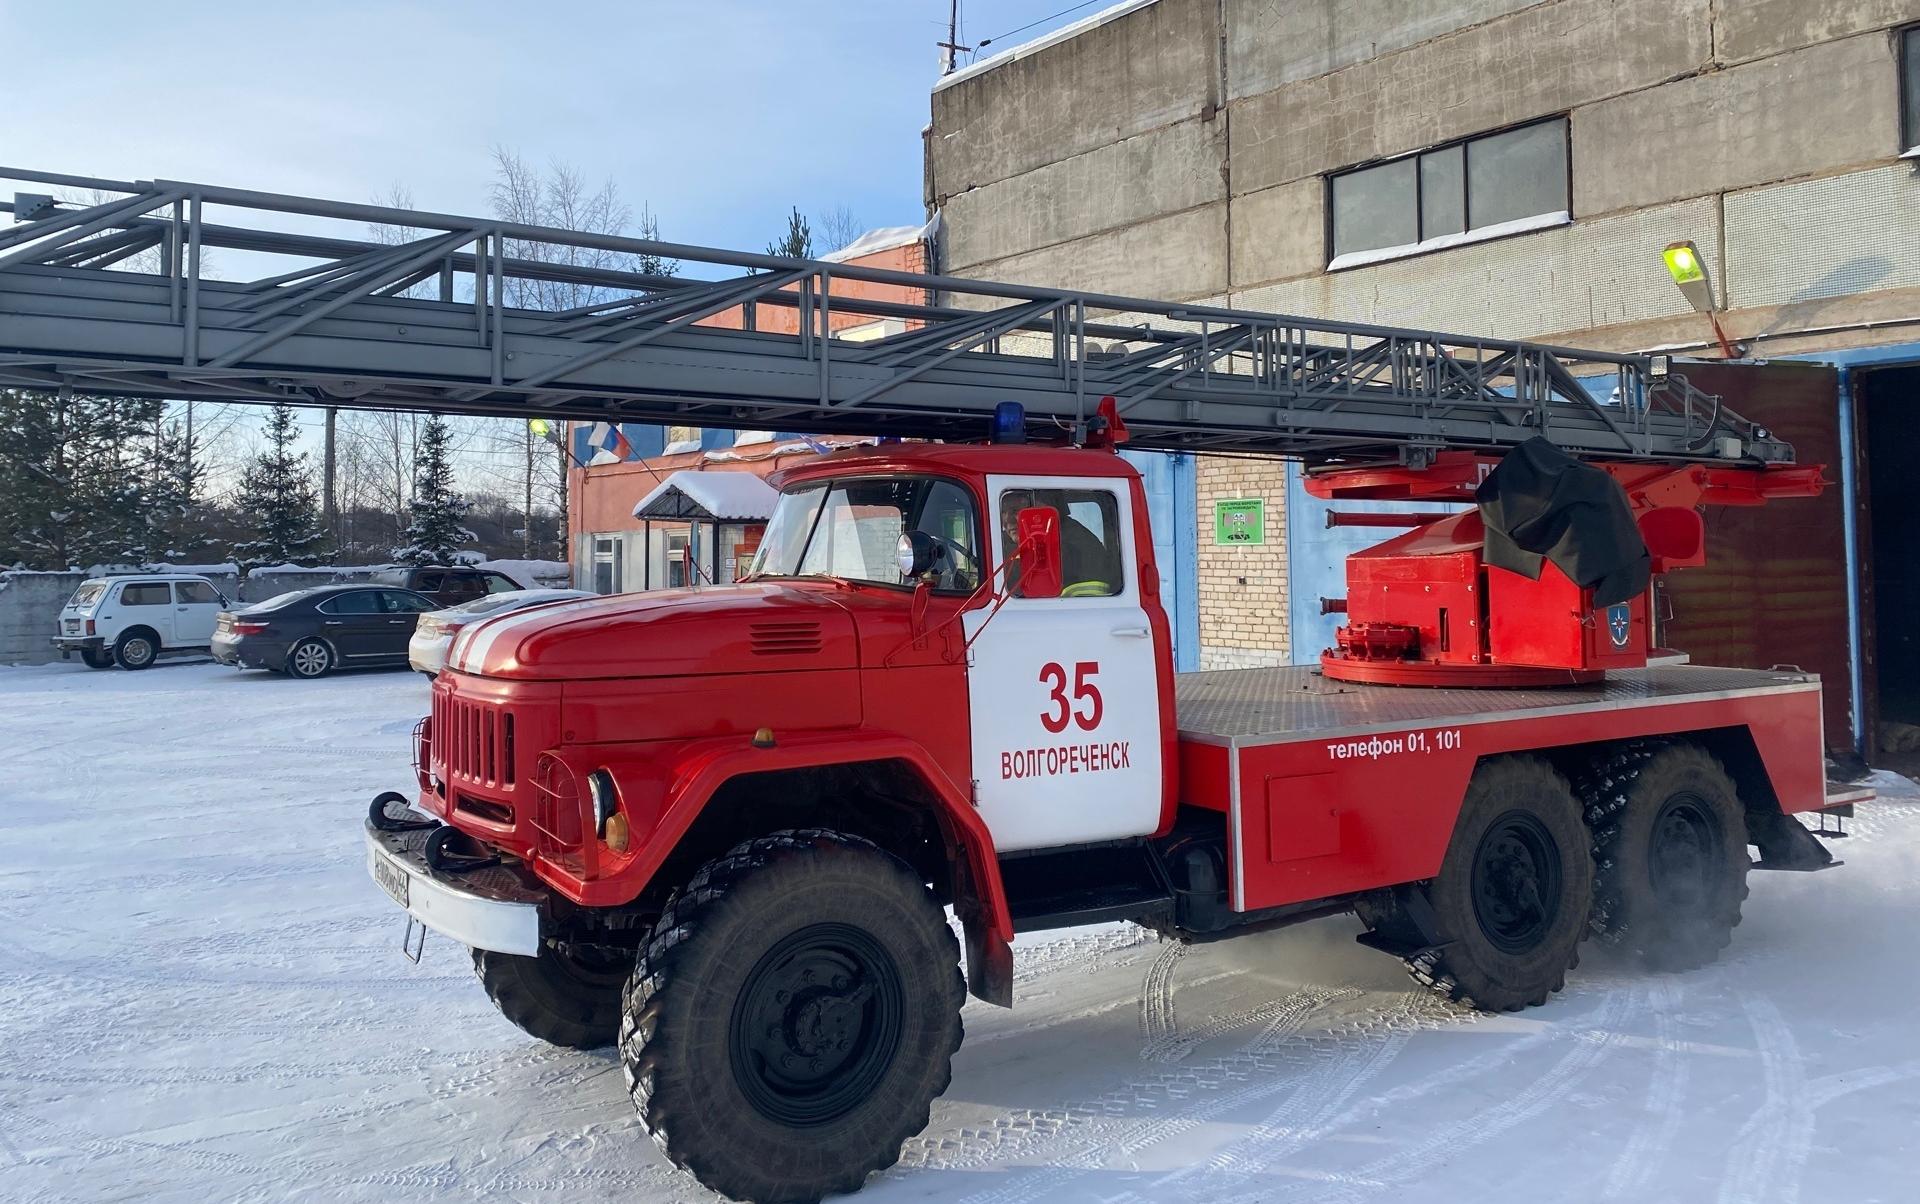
[
  {"left": 171, "top": 580, "right": 222, "bottom": 646},
  {"left": 962, "top": 474, "right": 1164, "bottom": 852}
]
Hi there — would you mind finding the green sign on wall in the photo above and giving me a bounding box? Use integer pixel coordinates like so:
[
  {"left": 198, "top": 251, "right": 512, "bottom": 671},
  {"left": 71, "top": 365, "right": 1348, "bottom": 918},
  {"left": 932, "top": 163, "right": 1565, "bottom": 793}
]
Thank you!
[{"left": 1214, "top": 498, "right": 1265, "bottom": 545}]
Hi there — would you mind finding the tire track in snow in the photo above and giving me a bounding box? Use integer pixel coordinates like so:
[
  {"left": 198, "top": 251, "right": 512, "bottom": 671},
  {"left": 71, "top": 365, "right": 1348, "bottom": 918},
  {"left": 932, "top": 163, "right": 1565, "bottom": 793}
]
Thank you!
[
  {"left": 899, "top": 984, "right": 1342, "bottom": 1184},
  {"left": 1718, "top": 995, "right": 1812, "bottom": 1204},
  {"left": 1605, "top": 976, "right": 1688, "bottom": 1199},
  {"left": 1137, "top": 941, "right": 1187, "bottom": 1059},
  {"left": 1211, "top": 985, "right": 1643, "bottom": 1204},
  {"left": 941, "top": 986, "right": 1353, "bottom": 1204}
]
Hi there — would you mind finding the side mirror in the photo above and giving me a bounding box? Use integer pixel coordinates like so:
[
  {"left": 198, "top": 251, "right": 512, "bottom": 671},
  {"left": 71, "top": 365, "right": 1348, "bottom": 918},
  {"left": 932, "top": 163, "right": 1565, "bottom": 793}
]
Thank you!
[
  {"left": 896, "top": 530, "right": 939, "bottom": 579},
  {"left": 1014, "top": 506, "right": 1062, "bottom": 599}
]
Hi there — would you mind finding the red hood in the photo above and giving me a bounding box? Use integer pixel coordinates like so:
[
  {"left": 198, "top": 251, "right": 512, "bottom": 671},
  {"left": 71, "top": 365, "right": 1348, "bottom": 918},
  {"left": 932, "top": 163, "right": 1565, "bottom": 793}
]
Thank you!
[{"left": 445, "top": 583, "right": 858, "bottom": 680}]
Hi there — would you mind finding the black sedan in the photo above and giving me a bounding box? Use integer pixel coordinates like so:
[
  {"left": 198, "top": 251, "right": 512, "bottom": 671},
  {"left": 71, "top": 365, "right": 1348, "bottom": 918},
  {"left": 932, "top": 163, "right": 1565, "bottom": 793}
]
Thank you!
[{"left": 211, "top": 584, "right": 437, "bottom": 679}]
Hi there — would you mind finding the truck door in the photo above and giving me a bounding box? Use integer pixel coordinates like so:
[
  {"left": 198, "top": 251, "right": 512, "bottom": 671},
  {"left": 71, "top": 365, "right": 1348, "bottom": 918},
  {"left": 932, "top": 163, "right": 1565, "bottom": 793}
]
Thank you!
[{"left": 962, "top": 475, "right": 1165, "bottom": 852}]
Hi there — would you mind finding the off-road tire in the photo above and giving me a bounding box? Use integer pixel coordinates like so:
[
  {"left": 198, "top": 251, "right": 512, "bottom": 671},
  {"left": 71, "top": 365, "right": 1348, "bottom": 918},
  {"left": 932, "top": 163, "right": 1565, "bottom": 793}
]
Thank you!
[
  {"left": 81, "top": 647, "right": 114, "bottom": 669},
  {"left": 472, "top": 942, "right": 629, "bottom": 1050},
  {"left": 113, "top": 629, "right": 158, "bottom": 671},
  {"left": 1409, "top": 756, "right": 1592, "bottom": 1011},
  {"left": 285, "top": 638, "right": 333, "bottom": 679},
  {"left": 620, "top": 829, "right": 965, "bottom": 1204},
  {"left": 1582, "top": 742, "right": 1748, "bottom": 971}
]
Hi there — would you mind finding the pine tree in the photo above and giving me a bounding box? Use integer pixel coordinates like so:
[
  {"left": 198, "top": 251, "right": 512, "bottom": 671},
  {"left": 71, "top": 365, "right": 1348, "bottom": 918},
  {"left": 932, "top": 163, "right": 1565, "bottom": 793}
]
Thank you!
[
  {"left": 0, "top": 387, "right": 163, "bottom": 570},
  {"left": 395, "top": 414, "right": 471, "bottom": 566},
  {"left": 133, "top": 414, "right": 211, "bottom": 565},
  {"left": 230, "top": 402, "right": 327, "bottom": 574},
  {"left": 767, "top": 206, "right": 813, "bottom": 259}
]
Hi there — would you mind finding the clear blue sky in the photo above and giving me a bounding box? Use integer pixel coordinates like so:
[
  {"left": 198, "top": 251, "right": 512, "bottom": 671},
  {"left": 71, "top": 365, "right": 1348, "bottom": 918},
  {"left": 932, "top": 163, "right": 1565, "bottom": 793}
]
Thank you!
[{"left": 3, "top": 0, "right": 1115, "bottom": 253}]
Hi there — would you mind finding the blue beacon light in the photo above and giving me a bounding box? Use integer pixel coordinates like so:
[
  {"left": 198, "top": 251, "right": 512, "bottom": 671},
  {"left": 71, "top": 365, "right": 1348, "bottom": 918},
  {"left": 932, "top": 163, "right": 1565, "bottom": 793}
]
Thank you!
[{"left": 991, "top": 402, "right": 1027, "bottom": 444}]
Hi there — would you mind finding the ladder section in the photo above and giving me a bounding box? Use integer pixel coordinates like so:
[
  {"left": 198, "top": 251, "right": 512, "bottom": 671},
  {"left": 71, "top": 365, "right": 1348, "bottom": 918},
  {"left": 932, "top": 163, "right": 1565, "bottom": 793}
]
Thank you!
[{"left": 0, "top": 167, "right": 1787, "bottom": 465}]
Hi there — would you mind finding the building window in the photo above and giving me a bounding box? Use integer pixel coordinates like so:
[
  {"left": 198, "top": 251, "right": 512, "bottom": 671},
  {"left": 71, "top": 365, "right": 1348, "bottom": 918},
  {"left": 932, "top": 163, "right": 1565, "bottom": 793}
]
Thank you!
[
  {"left": 1328, "top": 118, "right": 1570, "bottom": 268},
  {"left": 592, "top": 536, "right": 624, "bottom": 594},
  {"left": 1904, "top": 26, "right": 1920, "bottom": 153}
]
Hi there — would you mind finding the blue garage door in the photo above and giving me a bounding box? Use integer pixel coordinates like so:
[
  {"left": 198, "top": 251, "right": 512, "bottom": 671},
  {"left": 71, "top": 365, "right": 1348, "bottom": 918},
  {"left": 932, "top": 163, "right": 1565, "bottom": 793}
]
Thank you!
[{"left": 1122, "top": 450, "right": 1200, "bottom": 671}]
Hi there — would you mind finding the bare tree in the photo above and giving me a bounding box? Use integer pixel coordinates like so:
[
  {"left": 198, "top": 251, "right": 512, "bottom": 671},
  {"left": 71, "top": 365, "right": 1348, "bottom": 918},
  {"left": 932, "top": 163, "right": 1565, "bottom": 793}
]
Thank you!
[{"left": 816, "top": 205, "right": 864, "bottom": 255}]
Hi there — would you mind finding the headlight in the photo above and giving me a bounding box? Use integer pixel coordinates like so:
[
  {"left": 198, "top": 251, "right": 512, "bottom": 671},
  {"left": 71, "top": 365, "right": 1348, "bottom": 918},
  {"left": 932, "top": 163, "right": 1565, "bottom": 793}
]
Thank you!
[{"left": 588, "top": 768, "right": 619, "bottom": 837}]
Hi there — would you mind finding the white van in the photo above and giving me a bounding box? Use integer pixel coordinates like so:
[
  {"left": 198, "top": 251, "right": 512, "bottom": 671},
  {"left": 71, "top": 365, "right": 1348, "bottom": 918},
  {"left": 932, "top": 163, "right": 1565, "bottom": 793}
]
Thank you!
[{"left": 53, "top": 574, "right": 231, "bottom": 670}]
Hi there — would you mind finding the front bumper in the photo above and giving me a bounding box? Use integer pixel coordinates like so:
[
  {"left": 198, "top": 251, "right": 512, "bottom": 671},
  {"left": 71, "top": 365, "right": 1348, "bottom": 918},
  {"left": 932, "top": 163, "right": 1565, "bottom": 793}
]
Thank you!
[{"left": 364, "top": 806, "right": 545, "bottom": 956}]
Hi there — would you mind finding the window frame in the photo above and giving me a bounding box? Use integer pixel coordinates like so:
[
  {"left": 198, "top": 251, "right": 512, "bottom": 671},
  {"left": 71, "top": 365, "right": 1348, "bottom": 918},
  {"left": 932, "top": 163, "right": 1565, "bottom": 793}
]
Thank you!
[
  {"left": 1902, "top": 24, "right": 1920, "bottom": 154},
  {"left": 173, "top": 580, "right": 220, "bottom": 605},
  {"left": 117, "top": 582, "right": 171, "bottom": 607},
  {"left": 316, "top": 590, "right": 382, "bottom": 616},
  {"left": 1325, "top": 115, "right": 1573, "bottom": 269},
  {"left": 751, "top": 473, "right": 985, "bottom": 596},
  {"left": 993, "top": 479, "right": 1132, "bottom": 603}
]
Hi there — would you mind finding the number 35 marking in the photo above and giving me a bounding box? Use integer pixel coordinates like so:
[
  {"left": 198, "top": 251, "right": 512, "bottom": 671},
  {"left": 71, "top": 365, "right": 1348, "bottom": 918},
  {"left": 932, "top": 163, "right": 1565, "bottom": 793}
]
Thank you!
[{"left": 1039, "top": 661, "right": 1103, "bottom": 733}]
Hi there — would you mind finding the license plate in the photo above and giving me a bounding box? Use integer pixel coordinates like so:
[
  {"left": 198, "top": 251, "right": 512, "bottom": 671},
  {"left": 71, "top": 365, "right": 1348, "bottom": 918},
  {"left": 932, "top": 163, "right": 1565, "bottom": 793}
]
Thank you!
[
  {"left": 62, "top": 620, "right": 79, "bottom": 634},
  {"left": 371, "top": 850, "right": 411, "bottom": 908}
]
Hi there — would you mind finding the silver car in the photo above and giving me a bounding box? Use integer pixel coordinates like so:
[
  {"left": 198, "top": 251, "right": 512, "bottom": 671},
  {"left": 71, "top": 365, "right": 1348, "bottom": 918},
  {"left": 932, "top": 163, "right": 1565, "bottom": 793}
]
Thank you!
[{"left": 407, "top": 588, "right": 593, "bottom": 676}]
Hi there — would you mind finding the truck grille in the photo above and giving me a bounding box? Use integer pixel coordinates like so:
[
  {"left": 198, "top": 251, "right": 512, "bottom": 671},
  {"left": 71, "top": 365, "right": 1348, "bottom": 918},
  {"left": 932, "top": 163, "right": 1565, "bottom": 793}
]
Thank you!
[{"left": 434, "top": 692, "right": 516, "bottom": 789}]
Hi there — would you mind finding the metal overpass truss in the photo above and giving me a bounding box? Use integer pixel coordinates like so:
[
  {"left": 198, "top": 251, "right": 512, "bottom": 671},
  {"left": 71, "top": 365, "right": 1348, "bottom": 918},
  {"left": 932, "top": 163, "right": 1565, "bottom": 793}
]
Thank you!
[{"left": 0, "top": 167, "right": 1786, "bottom": 466}]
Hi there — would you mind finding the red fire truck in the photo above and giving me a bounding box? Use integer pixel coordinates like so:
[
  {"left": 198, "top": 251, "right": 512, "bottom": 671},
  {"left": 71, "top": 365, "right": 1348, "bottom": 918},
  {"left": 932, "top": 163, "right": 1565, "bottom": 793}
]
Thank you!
[{"left": 366, "top": 406, "right": 1862, "bottom": 1204}]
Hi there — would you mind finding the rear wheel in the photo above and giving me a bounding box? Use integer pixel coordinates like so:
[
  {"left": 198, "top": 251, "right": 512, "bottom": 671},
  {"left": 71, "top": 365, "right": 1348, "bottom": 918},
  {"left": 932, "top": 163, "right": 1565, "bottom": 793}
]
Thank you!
[
  {"left": 473, "top": 941, "right": 629, "bottom": 1050},
  {"left": 620, "top": 830, "right": 964, "bottom": 1204},
  {"left": 285, "top": 638, "right": 333, "bottom": 679},
  {"left": 1585, "top": 743, "right": 1748, "bottom": 971},
  {"left": 113, "top": 629, "right": 158, "bottom": 671},
  {"left": 80, "top": 647, "right": 114, "bottom": 669},
  {"left": 1407, "top": 757, "right": 1592, "bottom": 1011}
]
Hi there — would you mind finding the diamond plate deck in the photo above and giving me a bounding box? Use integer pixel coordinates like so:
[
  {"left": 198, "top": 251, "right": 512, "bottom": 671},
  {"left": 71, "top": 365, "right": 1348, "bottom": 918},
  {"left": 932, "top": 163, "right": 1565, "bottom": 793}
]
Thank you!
[{"left": 1174, "top": 664, "right": 1819, "bottom": 746}]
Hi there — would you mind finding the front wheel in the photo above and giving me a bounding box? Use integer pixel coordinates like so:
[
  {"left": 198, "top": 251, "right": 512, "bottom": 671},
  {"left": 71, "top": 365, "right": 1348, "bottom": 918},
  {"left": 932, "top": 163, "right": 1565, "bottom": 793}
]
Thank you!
[
  {"left": 473, "top": 942, "right": 629, "bottom": 1049},
  {"left": 620, "top": 830, "right": 964, "bottom": 1204}
]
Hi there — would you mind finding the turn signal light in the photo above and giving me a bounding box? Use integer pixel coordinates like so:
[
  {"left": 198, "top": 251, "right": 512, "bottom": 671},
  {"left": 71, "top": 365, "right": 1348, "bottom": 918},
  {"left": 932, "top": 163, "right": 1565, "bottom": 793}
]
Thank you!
[{"left": 603, "top": 812, "right": 631, "bottom": 852}]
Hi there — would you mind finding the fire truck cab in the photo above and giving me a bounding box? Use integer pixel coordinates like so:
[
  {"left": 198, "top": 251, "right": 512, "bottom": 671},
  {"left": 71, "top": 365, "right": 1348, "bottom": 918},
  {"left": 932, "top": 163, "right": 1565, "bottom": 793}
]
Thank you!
[{"left": 366, "top": 434, "right": 1858, "bottom": 1204}]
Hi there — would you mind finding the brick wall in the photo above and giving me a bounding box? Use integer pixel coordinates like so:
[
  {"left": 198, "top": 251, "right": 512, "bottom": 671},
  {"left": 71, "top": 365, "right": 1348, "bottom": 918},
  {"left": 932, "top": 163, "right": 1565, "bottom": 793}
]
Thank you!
[{"left": 1194, "top": 456, "right": 1291, "bottom": 670}]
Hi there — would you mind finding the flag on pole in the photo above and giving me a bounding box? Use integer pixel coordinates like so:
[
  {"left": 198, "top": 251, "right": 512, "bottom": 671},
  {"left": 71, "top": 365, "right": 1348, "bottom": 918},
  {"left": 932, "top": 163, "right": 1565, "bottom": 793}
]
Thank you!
[{"left": 584, "top": 422, "right": 636, "bottom": 465}]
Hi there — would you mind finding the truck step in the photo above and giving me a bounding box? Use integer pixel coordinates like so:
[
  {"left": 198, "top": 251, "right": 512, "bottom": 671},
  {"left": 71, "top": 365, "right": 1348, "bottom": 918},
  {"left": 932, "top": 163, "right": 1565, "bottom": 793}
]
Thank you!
[{"left": 1000, "top": 842, "right": 1171, "bottom": 934}]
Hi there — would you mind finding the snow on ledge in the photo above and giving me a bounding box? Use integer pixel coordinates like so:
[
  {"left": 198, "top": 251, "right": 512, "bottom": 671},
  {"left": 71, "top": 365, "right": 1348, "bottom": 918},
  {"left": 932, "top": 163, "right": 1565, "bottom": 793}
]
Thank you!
[
  {"left": 1328, "top": 211, "right": 1572, "bottom": 272},
  {"left": 934, "top": 0, "right": 1161, "bottom": 93},
  {"left": 820, "top": 218, "right": 935, "bottom": 263}
]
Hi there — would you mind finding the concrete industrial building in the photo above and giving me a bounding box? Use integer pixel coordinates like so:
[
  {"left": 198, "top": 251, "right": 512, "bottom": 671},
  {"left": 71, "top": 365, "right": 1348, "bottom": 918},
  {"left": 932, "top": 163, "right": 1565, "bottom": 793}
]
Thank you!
[{"left": 926, "top": 0, "right": 1920, "bottom": 719}]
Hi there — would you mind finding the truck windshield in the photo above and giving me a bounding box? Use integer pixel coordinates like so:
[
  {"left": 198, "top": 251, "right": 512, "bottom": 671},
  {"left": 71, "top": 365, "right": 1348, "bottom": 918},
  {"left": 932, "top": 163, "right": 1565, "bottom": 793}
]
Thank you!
[{"left": 747, "top": 477, "right": 981, "bottom": 592}]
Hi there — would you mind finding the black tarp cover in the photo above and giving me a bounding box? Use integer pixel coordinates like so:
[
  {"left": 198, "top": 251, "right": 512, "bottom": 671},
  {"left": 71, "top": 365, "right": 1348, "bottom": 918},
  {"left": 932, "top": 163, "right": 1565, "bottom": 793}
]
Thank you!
[{"left": 1474, "top": 437, "right": 1651, "bottom": 607}]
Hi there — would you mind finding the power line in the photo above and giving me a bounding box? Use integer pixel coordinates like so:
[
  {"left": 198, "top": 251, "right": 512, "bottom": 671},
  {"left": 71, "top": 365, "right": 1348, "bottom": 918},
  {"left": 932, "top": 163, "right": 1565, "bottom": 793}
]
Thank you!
[{"left": 974, "top": 0, "right": 1106, "bottom": 53}]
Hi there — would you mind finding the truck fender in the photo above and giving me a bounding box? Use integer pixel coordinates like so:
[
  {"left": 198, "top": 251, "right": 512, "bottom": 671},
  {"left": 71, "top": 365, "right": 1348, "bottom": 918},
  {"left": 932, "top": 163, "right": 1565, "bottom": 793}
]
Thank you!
[{"left": 594, "top": 731, "right": 1016, "bottom": 1004}]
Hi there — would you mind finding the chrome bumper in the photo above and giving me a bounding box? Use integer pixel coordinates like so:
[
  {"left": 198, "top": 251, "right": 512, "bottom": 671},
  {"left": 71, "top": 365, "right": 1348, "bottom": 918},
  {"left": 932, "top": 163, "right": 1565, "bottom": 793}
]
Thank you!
[{"left": 363, "top": 812, "right": 543, "bottom": 956}]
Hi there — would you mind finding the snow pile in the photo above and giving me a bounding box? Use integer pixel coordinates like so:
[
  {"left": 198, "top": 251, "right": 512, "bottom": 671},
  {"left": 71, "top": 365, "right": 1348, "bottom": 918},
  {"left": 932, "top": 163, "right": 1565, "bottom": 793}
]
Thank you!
[
  {"left": 819, "top": 219, "right": 936, "bottom": 264},
  {"left": 3, "top": 662, "right": 1917, "bottom": 1203}
]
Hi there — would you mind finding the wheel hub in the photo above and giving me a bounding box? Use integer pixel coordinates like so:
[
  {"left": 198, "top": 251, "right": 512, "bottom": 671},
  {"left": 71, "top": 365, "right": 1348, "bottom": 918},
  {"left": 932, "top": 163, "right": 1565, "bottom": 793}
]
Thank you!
[
  {"left": 1648, "top": 793, "right": 1722, "bottom": 909},
  {"left": 730, "top": 923, "right": 902, "bottom": 1127},
  {"left": 1471, "top": 810, "right": 1564, "bottom": 954}
]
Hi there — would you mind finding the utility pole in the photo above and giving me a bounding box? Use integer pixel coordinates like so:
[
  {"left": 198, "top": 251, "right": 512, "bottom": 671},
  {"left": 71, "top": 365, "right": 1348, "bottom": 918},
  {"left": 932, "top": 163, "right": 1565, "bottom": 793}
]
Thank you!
[
  {"left": 938, "top": 0, "right": 971, "bottom": 74},
  {"left": 322, "top": 405, "right": 338, "bottom": 545}
]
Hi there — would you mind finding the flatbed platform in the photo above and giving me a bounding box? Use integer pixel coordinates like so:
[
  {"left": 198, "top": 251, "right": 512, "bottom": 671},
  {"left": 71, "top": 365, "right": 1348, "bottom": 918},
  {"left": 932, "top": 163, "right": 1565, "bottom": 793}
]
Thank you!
[{"left": 1175, "top": 664, "right": 1819, "bottom": 747}]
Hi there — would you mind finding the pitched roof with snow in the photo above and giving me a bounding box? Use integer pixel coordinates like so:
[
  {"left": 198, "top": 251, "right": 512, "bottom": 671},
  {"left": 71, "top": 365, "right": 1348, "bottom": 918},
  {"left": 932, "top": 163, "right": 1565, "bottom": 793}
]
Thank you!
[
  {"left": 631, "top": 470, "right": 780, "bottom": 522},
  {"left": 819, "top": 217, "right": 937, "bottom": 264}
]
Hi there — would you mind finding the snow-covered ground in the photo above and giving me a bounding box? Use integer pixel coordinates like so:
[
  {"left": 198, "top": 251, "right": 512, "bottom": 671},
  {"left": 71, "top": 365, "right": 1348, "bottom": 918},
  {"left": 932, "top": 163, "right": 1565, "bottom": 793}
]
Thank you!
[{"left": 4, "top": 661, "right": 1919, "bottom": 1203}]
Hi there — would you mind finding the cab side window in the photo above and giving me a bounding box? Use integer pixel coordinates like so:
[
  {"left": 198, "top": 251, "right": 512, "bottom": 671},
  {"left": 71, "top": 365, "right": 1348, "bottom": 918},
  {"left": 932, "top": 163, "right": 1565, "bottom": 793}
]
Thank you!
[
  {"left": 381, "top": 591, "right": 434, "bottom": 613},
  {"left": 484, "top": 573, "right": 521, "bottom": 595},
  {"left": 175, "top": 581, "right": 219, "bottom": 605},
  {"left": 998, "top": 488, "right": 1124, "bottom": 598},
  {"left": 119, "top": 583, "right": 170, "bottom": 606}
]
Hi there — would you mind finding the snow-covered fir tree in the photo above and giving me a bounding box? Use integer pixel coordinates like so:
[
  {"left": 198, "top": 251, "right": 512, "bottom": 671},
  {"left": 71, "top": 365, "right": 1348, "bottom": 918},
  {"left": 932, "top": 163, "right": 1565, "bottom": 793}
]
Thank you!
[
  {"left": 230, "top": 402, "right": 327, "bottom": 573},
  {"left": 394, "top": 414, "right": 472, "bottom": 566},
  {"left": 0, "top": 387, "right": 164, "bottom": 570}
]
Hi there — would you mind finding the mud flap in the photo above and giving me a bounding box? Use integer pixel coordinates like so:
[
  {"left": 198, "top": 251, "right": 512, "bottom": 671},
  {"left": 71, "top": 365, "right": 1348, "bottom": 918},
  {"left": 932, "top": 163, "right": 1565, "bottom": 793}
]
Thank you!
[{"left": 963, "top": 912, "right": 1013, "bottom": 1007}]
